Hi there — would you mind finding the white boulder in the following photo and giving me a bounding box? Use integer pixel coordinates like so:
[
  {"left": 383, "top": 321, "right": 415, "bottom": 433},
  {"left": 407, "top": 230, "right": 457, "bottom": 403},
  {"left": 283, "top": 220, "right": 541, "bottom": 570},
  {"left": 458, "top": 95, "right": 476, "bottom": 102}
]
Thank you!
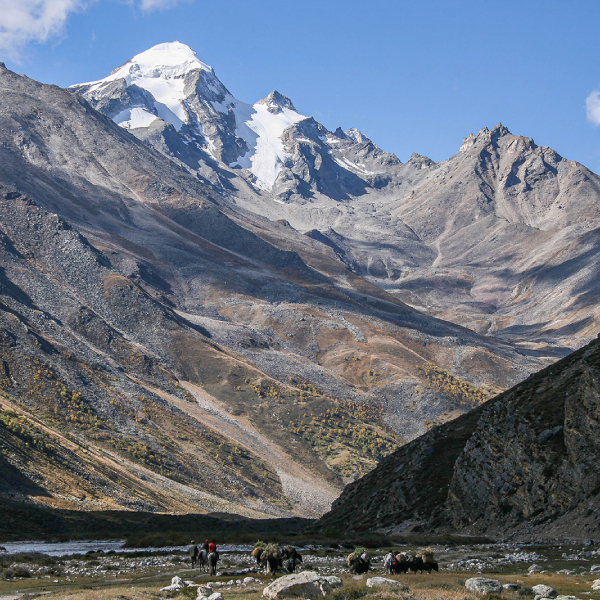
[
  {"left": 529, "top": 564, "right": 546, "bottom": 574},
  {"left": 532, "top": 584, "right": 558, "bottom": 598},
  {"left": 263, "top": 571, "right": 341, "bottom": 600},
  {"left": 593, "top": 580, "right": 600, "bottom": 591},
  {"left": 161, "top": 575, "right": 185, "bottom": 591},
  {"left": 591, "top": 565, "right": 600, "bottom": 574},
  {"left": 366, "top": 577, "right": 409, "bottom": 591},
  {"left": 465, "top": 577, "right": 503, "bottom": 596}
]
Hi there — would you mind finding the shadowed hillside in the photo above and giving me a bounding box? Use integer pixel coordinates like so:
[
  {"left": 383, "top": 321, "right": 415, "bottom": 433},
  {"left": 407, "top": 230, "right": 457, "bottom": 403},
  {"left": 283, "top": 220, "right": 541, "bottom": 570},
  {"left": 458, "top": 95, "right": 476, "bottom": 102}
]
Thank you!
[{"left": 316, "top": 335, "right": 600, "bottom": 541}]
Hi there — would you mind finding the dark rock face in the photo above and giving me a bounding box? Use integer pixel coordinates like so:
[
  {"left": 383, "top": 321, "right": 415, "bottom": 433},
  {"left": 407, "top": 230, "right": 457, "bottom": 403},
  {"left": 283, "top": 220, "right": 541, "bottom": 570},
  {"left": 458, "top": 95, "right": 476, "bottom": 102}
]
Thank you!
[
  {"left": 447, "top": 342, "right": 600, "bottom": 537},
  {"left": 317, "top": 337, "right": 600, "bottom": 540}
]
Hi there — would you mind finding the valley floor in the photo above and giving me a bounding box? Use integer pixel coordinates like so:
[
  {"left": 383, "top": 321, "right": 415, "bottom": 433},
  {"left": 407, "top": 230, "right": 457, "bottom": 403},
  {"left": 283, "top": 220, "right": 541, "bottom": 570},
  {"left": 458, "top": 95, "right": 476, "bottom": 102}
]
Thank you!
[{"left": 0, "top": 541, "right": 599, "bottom": 600}]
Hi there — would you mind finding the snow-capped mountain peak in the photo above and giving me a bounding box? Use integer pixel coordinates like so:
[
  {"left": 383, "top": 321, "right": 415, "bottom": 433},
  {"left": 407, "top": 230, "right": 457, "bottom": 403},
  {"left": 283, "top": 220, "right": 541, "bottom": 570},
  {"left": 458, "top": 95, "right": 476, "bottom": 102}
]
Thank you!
[
  {"left": 87, "top": 41, "right": 212, "bottom": 87},
  {"left": 256, "top": 90, "right": 297, "bottom": 114},
  {"left": 71, "top": 41, "right": 213, "bottom": 131},
  {"left": 345, "top": 128, "right": 371, "bottom": 143},
  {"left": 231, "top": 94, "right": 307, "bottom": 190},
  {"left": 73, "top": 43, "right": 399, "bottom": 195}
]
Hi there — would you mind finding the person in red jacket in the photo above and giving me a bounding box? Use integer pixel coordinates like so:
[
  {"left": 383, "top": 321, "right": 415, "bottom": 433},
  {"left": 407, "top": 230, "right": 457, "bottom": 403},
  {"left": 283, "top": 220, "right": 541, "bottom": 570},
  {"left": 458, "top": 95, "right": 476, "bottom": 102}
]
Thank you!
[{"left": 207, "top": 540, "right": 219, "bottom": 575}]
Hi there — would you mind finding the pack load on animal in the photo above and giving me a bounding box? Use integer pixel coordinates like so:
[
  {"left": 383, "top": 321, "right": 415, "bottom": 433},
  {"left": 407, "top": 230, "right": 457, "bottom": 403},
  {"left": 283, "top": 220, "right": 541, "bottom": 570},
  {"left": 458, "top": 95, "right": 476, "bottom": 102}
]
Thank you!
[
  {"left": 347, "top": 546, "right": 371, "bottom": 574},
  {"left": 251, "top": 542, "right": 302, "bottom": 575},
  {"left": 414, "top": 548, "right": 438, "bottom": 573},
  {"left": 252, "top": 541, "right": 266, "bottom": 563}
]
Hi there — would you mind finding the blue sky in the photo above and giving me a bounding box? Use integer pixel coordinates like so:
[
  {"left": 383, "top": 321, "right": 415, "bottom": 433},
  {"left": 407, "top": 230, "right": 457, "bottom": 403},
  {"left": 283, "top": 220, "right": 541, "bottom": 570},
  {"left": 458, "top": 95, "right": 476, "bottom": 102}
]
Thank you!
[{"left": 2, "top": 0, "right": 600, "bottom": 172}]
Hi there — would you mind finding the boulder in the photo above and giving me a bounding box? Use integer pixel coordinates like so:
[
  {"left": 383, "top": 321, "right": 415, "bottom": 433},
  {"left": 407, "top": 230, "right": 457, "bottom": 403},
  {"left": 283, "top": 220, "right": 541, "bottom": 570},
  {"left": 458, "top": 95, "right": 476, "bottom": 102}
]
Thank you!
[
  {"left": 465, "top": 577, "right": 503, "bottom": 596},
  {"left": 208, "top": 593, "right": 224, "bottom": 600},
  {"left": 323, "top": 576, "right": 343, "bottom": 588},
  {"left": 592, "top": 580, "right": 600, "bottom": 591},
  {"left": 529, "top": 564, "right": 546, "bottom": 574},
  {"left": 504, "top": 583, "right": 520, "bottom": 591},
  {"left": 591, "top": 565, "right": 600, "bottom": 574},
  {"left": 161, "top": 575, "right": 185, "bottom": 591},
  {"left": 532, "top": 584, "right": 557, "bottom": 598},
  {"left": 263, "top": 571, "right": 339, "bottom": 600},
  {"left": 366, "top": 577, "right": 409, "bottom": 591}
]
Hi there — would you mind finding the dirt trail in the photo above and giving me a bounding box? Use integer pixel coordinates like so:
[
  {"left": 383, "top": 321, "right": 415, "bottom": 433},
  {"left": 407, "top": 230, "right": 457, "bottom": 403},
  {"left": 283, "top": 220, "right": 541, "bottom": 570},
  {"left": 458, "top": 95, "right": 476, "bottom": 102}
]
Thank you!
[{"left": 170, "top": 381, "right": 340, "bottom": 516}]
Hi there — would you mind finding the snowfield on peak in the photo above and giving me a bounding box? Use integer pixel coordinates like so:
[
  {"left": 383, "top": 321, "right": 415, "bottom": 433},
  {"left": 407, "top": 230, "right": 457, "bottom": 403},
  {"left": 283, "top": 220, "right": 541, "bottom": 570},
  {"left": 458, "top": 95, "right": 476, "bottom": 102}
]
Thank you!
[
  {"left": 232, "top": 101, "right": 307, "bottom": 190},
  {"left": 72, "top": 42, "right": 212, "bottom": 131},
  {"left": 72, "top": 41, "right": 309, "bottom": 189},
  {"left": 113, "top": 107, "right": 159, "bottom": 130}
]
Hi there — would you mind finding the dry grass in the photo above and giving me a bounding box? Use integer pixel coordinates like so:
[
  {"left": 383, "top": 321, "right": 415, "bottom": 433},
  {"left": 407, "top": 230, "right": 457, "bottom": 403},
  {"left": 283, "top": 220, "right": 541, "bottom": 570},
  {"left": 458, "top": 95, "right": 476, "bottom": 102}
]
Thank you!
[{"left": 9, "top": 568, "right": 600, "bottom": 600}]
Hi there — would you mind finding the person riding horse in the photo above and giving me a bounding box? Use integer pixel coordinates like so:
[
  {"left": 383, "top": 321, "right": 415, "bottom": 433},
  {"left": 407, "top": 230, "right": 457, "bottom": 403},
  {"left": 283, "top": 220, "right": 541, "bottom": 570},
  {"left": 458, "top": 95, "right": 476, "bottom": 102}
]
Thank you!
[
  {"left": 207, "top": 540, "right": 219, "bottom": 575},
  {"left": 189, "top": 541, "right": 199, "bottom": 568}
]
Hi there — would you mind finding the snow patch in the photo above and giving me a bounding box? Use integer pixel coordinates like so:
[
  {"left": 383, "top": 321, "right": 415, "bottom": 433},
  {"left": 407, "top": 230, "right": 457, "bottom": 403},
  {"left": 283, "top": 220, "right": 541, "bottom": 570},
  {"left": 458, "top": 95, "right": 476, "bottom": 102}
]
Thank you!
[
  {"left": 333, "top": 156, "right": 376, "bottom": 175},
  {"left": 231, "top": 102, "right": 307, "bottom": 190},
  {"left": 113, "top": 107, "right": 159, "bottom": 129},
  {"left": 211, "top": 93, "right": 235, "bottom": 115}
]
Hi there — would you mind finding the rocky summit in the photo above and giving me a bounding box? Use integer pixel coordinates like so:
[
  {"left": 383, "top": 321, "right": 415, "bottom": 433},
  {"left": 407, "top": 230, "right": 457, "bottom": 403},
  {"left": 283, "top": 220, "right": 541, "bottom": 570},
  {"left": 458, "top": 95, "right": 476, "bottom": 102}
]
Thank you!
[
  {"left": 316, "top": 334, "right": 600, "bottom": 541},
  {"left": 0, "top": 40, "right": 599, "bottom": 527}
]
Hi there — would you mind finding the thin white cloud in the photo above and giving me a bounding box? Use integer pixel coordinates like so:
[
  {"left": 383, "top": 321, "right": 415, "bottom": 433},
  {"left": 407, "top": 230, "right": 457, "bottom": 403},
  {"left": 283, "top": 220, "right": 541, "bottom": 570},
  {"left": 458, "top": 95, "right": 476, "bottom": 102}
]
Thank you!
[
  {"left": 139, "top": 0, "right": 189, "bottom": 12},
  {"left": 0, "top": 0, "right": 192, "bottom": 60},
  {"left": 586, "top": 90, "right": 600, "bottom": 126},
  {"left": 0, "top": 0, "right": 88, "bottom": 59}
]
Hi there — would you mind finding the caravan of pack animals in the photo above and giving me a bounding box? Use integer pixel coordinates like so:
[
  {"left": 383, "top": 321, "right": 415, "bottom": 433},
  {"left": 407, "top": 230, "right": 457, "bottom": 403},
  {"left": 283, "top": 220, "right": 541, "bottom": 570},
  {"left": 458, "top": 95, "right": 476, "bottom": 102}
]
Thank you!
[{"left": 187, "top": 540, "right": 433, "bottom": 576}]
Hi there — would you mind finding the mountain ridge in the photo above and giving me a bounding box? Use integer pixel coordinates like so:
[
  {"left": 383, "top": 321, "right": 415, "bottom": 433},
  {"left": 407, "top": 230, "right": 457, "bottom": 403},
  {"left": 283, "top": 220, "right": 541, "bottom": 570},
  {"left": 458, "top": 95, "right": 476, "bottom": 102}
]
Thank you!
[
  {"left": 70, "top": 42, "right": 600, "bottom": 355},
  {"left": 0, "top": 60, "right": 548, "bottom": 518}
]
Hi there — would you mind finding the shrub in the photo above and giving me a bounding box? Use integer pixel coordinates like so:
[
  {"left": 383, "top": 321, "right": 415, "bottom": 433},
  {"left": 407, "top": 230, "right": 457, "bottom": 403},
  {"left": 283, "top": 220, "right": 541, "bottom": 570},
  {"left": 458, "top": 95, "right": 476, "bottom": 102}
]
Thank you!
[
  {"left": 329, "top": 585, "right": 369, "bottom": 600},
  {"left": 14, "top": 566, "right": 31, "bottom": 578}
]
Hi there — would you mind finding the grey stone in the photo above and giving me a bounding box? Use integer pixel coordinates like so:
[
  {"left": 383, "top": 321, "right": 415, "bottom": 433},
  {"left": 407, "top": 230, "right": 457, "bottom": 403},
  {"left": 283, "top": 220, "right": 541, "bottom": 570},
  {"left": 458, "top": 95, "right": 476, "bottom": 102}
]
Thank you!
[
  {"left": 529, "top": 564, "right": 546, "bottom": 573},
  {"left": 532, "top": 585, "right": 557, "bottom": 598},
  {"left": 322, "top": 576, "right": 343, "bottom": 588},
  {"left": 465, "top": 577, "right": 503, "bottom": 595},
  {"left": 262, "top": 571, "right": 338, "bottom": 599},
  {"left": 161, "top": 575, "right": 185, "bottom": 591},
  {"left": 366, "top": 577, "right": 409, "bottom": 591}
]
